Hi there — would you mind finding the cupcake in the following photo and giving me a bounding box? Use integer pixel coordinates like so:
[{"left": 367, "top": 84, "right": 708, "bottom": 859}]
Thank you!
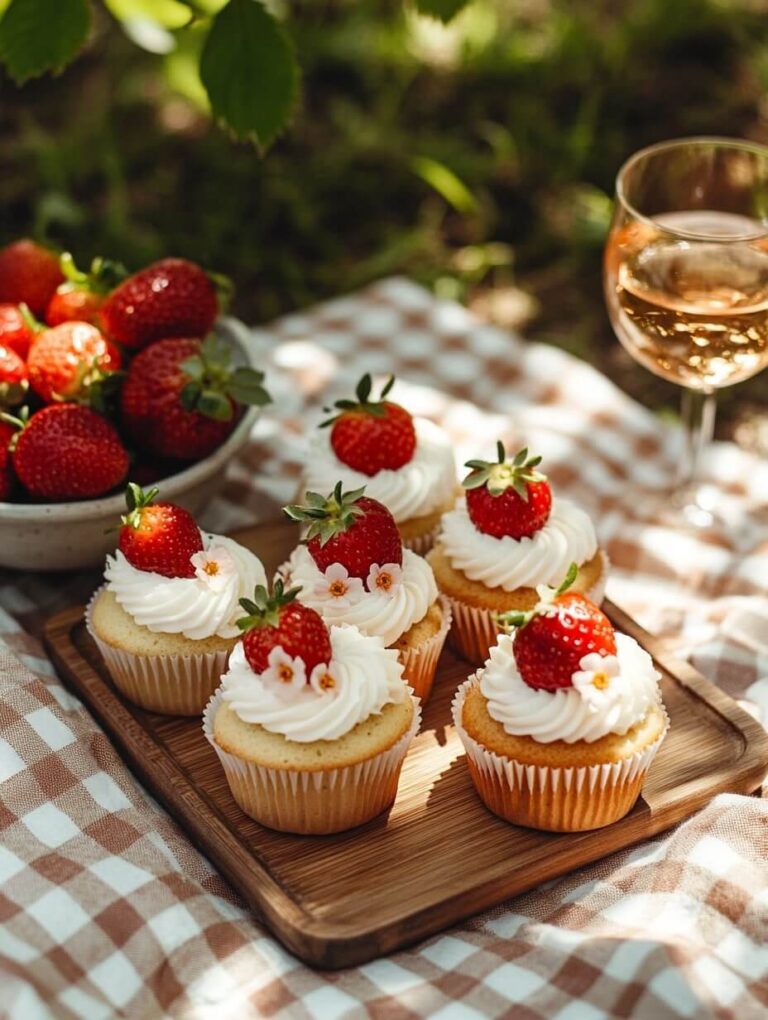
[
  {"left": 303, "top": 373, "right": 456, "bottom": 553},
  {"left": 282, "top": 483, "right": 451, "bottom": 704},
  {"left": 453, "top": 567, "right": 668, "bottom": 831},
  {"left": 428, "top": 443, "right": 608, "bottom": 665},
  {"left": 87, "top": 483, "right": 267, "bottom": 716},
  {"left": 205, "top": 581, "right": 420, "bottom": 834}
]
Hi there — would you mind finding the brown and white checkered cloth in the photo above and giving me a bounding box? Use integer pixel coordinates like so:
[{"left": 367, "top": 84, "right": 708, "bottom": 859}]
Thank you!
[{"left": 1, "top": 277, "right": 767, "bottom": 1019}]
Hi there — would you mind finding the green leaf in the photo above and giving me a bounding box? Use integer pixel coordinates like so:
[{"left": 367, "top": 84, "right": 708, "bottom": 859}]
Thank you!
[
  {"left": 180, "top": 356, "right": 205, "bottom": 382},
  {"left": 180, "top": 380, "right": 202, "bottom": 411},
  {"left": 197, "top": 389, "right": 235, "bottom": 421},
  {"left": 200, "top": 0, "right": 299, "bottom": 149},
  {"left": 556, "top": 562, "right": 579, "bottom": 595},
  {"left": 414, "top": 0, "right": 470, "bottom": 22},
  {"left": 410, "top": 155, "right": 477, "bottom": 214},
  {"left": 225, "top": 366, "right": 271, "bottom": 407},
  {"left": 0, "top": 0, "right": 90, "bottom": 82},
  {"left": 356, "top": 373, "right": 372, "bottom": 403}
]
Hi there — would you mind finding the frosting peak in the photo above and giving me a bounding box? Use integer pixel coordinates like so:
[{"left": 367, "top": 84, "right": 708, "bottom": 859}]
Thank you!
[
  {"left": 104, "top": 533, "right": 267, "bottom": 640},
  {"left": 221, "top": 624, "right": 406, "bottom": 742}
]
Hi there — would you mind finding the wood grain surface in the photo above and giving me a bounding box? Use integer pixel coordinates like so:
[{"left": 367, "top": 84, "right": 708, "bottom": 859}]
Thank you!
[{"left": 44, "top": 521, "right": 768, "bottom": 968}]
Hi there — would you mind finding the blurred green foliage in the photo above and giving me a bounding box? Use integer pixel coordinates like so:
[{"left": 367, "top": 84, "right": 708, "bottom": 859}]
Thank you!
[{"left": 1, "top": 0, "right": 768, "bottom": 428}]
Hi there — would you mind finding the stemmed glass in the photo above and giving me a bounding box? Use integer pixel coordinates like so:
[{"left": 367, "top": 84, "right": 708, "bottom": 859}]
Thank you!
[{"left": 604, "top": 137, "right": 768, "bottom": 526}]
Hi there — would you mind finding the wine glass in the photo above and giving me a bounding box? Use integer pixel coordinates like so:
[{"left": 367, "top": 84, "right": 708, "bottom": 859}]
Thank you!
[{"left": 604, "top": 137, "right": 768, "bottom": 527}]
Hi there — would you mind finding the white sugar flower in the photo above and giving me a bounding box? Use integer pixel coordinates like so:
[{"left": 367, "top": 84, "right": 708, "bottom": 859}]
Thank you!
[
  {"left": 191, "top": 546, "right": 236, "bottom": 592},
  {"left": 313, "top": 563, "right": 365, "bottom": 607},
  {"left": 572, "top": 653, "right": 621, "bottom": 708},
  {"left": 309, "top": 662, "right": 339, "bottom": 696},
  {"left": 366, "top": 562, "right": 403, "bottom": 597},
  {"left": 261, "top": 645, "right": 307, "bottom": 697}
]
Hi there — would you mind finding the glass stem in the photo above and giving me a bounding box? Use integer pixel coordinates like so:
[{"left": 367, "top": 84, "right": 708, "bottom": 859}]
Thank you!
[{"left": 677, "top": 388, "right": 716, "bottom": 493}]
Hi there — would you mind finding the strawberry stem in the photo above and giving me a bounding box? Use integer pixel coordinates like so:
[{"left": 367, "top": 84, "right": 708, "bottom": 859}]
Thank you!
[
  {"left": 180, "top": 335, "right": 270, "bottom": 421},
  {"left": 18, "top": 303, "right": 43, "bottom": 334},
  {"left": 283, "top": 483, "right": 366, "bottom": 546},
  {"left": 496, "top": 561, "right": 579, "bottom": 632},
  {"left": 462, "top": 442, "right": 546, "bottom": 500},
  {"left": 236, "top": 578, "right": 301, "bottom": 631},
  {"left": 58, "top": 253, "right": 128, "bottom": 294},
  {"left": 319, "top": 372, "right": 397, "bottom": 427},
  {"left": 122, "top": 482, "right": 160, "bottom": 529}
]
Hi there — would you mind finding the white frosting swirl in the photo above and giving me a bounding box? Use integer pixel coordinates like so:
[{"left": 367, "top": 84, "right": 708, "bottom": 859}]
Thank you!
[
  {"left": 104, "top": 533, "right": 267, "bottom": 641},
  {"left": 480, "top": 633, "right": 661, "bottom": 744},
  {"left": 303, "top": 416, "right": 456, "bottom": 522},
  {"left": 439, "top": 498, "right": 597, "bottom": 590},
  {"left": 286, "top": 545, "right": 437, "bottom": 646},
  {"left": 221, "top": 625, "right": 406, "bottom": 742}
]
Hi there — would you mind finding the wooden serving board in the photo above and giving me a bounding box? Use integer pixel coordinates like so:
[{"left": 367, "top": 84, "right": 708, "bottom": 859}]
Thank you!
[{"left": 44, "top": 521, "right": 768, "bottom": 969}]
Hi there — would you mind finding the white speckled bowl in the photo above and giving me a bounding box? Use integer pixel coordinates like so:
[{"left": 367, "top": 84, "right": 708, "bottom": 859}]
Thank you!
[{"left": 0, "top": 321, "right": 264, "bottom": 572}]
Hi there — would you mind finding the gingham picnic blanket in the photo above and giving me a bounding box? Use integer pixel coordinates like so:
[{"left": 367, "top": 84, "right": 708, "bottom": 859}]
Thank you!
[{"left": 1, "top": 277, "right": 768, "bottom": 1019}]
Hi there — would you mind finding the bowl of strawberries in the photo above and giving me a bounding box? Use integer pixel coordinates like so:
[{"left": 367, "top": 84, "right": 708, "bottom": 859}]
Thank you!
[{"left": 0, "top": 240, "right": 270, "bottom": 571}]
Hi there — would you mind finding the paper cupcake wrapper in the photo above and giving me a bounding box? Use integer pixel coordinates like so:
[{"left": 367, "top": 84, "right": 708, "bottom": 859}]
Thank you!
[
  {"left": 451, "top": 678, "right": 668, "bottom": 832},
  {"left": 203, "top": 688, "right": 422, "bottom": 835},
  {"left": 402, "top": 523, "right": 441, "bottom": 556},
  {"left": 85, "top": 590, "right": 230, "bottom": 717},
  {"left": 446, "top": 550, "right": 611, "bottom": 667},
  {"left": 397, "top": 595, "right": 451, "bottom": 705}
]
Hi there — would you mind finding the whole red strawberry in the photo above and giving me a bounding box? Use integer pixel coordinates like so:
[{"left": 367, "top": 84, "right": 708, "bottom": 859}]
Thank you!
[
  {"left": 0, "top": 345, "right": 28, "bottom": 406},
  {"left": 117, "top": 482, "right": 203, "bottom": 578},
  {"left": 501, "top": 565, "right": 617, "bottom": 691},
  {"left": 0, "top": 240, "right": 64, "bottom": 317},
  {"left": 45, "top": 253, "right": 126, "bottom": 329},
  {"left": 12, "top": 404, "right": 129, "bottom": 501},
  {"left": 284, "top": 483, "right": 403, "bottom": 580},
  {"left": 463, "top": 443, "right": 552, "bottom": 540},
  {"left": 27, "top": 321, "right": 122, "bottom": 404},
  {"left": 0, "top": 304, "right": 36, "bottom": 358},
  {"left": 121, "top": 335, "right": 269, "bottom": 461},
  {"left": 0, "top": 420, "right": 17, "bottom": 501},
  {"left": 321, "top": 374, "right": 416, "bottom": 475},
  {"left": 238, "top": 580, "right": 332, "bottom": 677},
  {"left": 102, "top": 257, "right": 218, "bottom": 349}
]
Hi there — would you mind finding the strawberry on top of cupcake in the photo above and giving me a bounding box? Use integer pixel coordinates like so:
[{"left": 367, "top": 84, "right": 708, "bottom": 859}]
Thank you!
[
  {"left": 427, "top": 442, "right": 608, "bottom": 665},
  {"left": 480, "top": 565, "right": 662, "bottom": 743},
  {"left": 453, "top": 567, "right": 668, "bottom": 831},
  {"left": 219, "top": 580, "right": 408, "bottom": 742},
  {"left": 303, "top": 374, "right": 456, "bottom": 553},
  {"left": 449, "top": 442, "right": 600, "bottom": 590},
  {"left": 88, "top": 483, "right": 269, "bottom": 715},
  {"left": 101, "top": 483, "right": 267, "bottom": 641},
  {"left": 282, "top": 483, "right": 449, "bottom": 703}
]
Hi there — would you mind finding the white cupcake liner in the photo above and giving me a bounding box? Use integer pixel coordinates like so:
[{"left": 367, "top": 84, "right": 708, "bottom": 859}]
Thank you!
[
  {"left": 445, "top": 549, "right": 611, "bottom": 667},
  {"left": 203, "top": 688, "right": 422, "bottom": 834},
  {"left": 401, "top": 522, "right": 442, "bottom": 556},
  {"left": 396, "top": 595, "right": 452, "bottom": 704},
  {"left": 85, "top": 589, "right": 231, "bottom": 716},
  {"left": 451, "top": 678, "right": 668, "bottom": 831}
]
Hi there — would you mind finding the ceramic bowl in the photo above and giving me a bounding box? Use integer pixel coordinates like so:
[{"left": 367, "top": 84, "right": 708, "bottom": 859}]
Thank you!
[{"left": 0, "top": 322, "right": 262, "bottom": 572}]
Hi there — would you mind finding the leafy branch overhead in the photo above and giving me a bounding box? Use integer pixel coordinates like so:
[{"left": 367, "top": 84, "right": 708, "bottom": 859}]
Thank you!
[{"left": 0, "top": 0, "right": 472, "bottom": 150}]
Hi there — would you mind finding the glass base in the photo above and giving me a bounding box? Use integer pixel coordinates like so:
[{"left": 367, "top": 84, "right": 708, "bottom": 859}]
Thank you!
[
  {"left": 671, "top": 482, "right": 721, "bottom": 529},
  {"left": 624, "top": 481, "right": 724, "bottom": 531}
]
